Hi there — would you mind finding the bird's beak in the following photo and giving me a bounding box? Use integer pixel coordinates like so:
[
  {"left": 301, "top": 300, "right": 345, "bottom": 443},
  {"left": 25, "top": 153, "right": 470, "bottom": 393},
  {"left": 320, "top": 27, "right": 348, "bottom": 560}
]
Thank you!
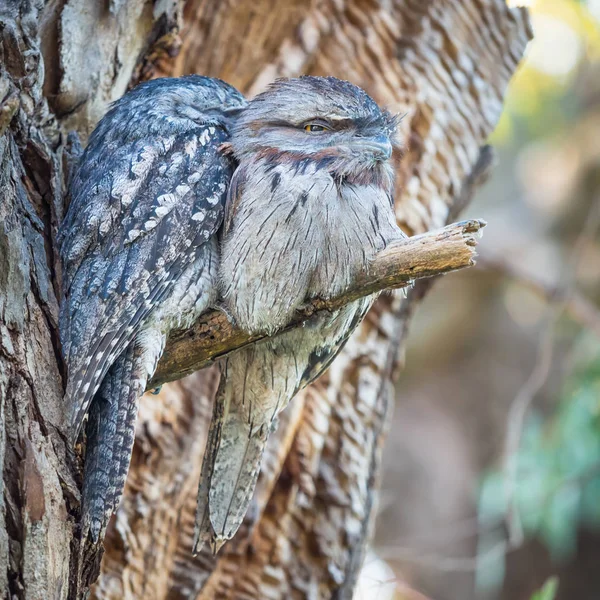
[{"left": 352, "top": 134, "right": 393, "bottom": 161}]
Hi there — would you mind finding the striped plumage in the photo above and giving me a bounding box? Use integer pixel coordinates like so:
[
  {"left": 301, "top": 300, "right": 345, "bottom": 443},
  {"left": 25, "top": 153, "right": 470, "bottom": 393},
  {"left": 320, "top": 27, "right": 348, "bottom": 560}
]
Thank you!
[{"left": 193, "top": 77, "right": 405, "bottom": 553}]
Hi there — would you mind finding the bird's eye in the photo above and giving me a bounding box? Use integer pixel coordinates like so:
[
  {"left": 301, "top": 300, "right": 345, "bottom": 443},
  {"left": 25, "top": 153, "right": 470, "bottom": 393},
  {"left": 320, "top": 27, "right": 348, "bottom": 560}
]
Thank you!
[{"left": 304, "top": 123, "right": 329, "bottom": 133}]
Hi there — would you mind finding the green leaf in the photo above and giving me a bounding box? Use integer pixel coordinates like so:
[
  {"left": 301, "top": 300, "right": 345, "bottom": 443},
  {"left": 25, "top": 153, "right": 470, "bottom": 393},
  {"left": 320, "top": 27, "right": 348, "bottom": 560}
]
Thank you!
[{"left": 530, "top": 577, "right": 559, "bottom": 600}]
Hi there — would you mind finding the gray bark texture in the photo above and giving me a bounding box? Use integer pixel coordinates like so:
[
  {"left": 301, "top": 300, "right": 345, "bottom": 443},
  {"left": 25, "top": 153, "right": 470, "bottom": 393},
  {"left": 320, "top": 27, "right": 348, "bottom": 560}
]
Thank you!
[{"left": 0, "top": 1, "right": 531, "bottom": 598}]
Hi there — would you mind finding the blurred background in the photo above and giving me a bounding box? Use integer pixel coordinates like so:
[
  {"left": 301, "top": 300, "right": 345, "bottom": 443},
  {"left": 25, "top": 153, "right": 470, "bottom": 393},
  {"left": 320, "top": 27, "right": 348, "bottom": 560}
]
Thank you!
[{"left": 356, "top": 1, "right": 600, "bottom": 599}]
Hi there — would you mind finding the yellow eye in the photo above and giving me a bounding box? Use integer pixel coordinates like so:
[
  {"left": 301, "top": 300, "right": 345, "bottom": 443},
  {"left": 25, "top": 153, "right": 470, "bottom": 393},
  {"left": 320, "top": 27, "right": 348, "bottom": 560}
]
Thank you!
[{"left": 304, "top": 123, "right": 328, "bottom": 132}]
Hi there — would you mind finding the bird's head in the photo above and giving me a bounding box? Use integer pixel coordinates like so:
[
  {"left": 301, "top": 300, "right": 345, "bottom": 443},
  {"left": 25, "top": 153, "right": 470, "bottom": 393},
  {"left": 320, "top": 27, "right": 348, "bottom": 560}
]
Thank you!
[{"left": 230, "top": 76, "right": 400, "bottom": 186}]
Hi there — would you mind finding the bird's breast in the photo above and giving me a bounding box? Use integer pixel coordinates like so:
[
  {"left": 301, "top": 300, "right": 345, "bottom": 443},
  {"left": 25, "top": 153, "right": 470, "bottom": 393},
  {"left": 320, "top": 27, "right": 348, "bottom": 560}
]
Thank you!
[{"left": 219, "top": 163, "right": 400, "bottom": 335}]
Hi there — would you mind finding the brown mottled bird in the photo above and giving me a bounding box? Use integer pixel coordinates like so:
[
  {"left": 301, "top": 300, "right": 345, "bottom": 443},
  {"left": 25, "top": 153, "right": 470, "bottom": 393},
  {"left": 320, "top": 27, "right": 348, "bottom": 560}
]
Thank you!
[{"left": 58, "top": 74, "right": 405, "bottom": 554}]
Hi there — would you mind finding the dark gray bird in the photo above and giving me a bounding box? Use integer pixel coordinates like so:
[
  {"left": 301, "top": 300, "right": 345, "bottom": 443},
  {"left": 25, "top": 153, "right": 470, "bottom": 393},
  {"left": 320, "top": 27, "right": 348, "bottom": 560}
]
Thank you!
[
  {"left": 59, "top": 75, "right": 246, "bottom": 543},
  {"left": 193, "top": 77, "right": 405, "bottom": 553}
]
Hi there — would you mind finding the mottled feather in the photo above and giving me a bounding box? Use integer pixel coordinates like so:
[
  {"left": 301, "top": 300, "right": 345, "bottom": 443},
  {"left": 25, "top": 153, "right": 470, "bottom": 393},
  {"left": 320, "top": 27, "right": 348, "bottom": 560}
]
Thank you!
[
  {"left": 60, "top": 77, "right": 244, "bottom": 444},
  {"left": 194, "top": 76, "right": 405, "bottom": 553},
  {"left": 59, "top": 76, "right": 246, "bottom": 544}
]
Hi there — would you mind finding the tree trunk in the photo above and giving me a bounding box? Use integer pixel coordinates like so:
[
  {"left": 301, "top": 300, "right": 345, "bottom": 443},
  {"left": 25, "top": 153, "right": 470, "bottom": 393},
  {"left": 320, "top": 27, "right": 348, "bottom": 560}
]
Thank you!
[{"left": 0, "top": 1, "right": 530, "bottom": 599}]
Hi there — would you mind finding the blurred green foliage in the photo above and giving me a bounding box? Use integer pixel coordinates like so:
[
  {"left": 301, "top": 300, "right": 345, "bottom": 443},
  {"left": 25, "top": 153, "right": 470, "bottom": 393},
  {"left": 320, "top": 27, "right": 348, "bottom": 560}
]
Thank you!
[
  {"left": 478, "top": 334, "right": 600, "bottom": 586},
  {"left": 530, "top": 577, "right": 559, "bottom": 600}
]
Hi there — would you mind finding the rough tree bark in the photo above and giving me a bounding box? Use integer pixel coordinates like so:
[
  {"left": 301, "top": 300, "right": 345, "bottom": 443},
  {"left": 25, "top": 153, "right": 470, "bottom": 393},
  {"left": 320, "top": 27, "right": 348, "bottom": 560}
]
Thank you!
[{"left": 0, "top": 1, "right": 530, "bottom": 599}]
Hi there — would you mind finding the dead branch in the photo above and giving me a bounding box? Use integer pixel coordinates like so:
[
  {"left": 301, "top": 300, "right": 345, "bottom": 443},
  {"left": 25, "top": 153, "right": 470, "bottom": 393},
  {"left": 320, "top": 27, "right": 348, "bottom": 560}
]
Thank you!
[{"left": 149, "top": 219, "right": 486, "bottom": 388}]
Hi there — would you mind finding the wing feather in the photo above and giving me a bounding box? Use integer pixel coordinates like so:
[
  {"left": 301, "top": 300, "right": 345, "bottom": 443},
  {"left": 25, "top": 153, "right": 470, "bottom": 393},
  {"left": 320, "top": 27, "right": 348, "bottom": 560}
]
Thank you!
[{"left": 60, "top": 78, "right": 245, "bottom": 442}]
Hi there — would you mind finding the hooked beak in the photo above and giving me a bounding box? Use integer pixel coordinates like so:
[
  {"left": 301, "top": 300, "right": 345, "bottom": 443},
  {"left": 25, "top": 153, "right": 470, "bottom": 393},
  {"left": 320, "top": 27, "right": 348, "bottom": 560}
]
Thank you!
[{"left": 352, "top": 133, "right": 393, "bottom": 161}]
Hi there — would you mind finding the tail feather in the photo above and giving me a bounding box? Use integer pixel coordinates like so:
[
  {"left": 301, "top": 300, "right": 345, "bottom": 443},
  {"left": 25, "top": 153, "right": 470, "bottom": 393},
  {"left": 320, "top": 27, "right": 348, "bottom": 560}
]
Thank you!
[
  {"left": 108, "top": 349, "right": 141, "bottom": 515},
  {"left": 81, "top": 343, "right": 146, "bottom": 542},
  {"left": 193, "top": 360, "right": 270, "bottom": 554},
  {"left": 209, "top": 410, "right": 268, "bottom": 543},
  {"left": 193, "top": 378, "right": 226, "bottom": 554}
]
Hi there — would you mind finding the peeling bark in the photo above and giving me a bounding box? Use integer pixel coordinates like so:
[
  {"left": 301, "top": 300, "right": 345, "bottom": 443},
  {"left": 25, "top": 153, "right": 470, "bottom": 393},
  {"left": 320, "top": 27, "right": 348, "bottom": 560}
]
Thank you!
[{"left": 0, "top": 1, "right": 531, "bottom": 598}]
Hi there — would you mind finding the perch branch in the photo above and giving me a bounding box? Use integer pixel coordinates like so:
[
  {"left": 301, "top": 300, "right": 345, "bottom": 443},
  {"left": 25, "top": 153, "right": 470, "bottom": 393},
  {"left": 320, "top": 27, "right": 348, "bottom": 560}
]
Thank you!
[{"left": 149, "top": 219, "right": 486, "bottom": 388}]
